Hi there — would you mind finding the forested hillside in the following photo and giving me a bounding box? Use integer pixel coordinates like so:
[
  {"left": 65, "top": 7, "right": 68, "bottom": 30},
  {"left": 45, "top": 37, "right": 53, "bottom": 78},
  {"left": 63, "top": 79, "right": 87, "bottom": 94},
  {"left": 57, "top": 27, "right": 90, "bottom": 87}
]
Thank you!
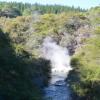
[
  {"left": 0, "top": 1, "right": 100, "bottom": 100},
  {"left": 0, "top": 1, "right": 86, "bottom": 17}
]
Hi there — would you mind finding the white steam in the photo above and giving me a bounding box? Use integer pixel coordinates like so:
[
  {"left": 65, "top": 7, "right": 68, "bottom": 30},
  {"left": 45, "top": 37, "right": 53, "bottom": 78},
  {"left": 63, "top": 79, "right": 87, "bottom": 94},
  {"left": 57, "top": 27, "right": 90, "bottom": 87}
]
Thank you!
[{"left": 42, "top": 37, "right": 72, "bottom": 84}]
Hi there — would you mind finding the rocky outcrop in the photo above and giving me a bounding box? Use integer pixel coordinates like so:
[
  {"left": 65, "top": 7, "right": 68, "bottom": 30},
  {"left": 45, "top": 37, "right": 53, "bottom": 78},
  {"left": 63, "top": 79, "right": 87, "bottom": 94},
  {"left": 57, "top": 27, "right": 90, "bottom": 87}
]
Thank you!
[
  {"left": 67, "top": 26, "right": 93, "bottom": 55},
  {"left": 0, "top": 8, "right": 21, "bottom": 18}
]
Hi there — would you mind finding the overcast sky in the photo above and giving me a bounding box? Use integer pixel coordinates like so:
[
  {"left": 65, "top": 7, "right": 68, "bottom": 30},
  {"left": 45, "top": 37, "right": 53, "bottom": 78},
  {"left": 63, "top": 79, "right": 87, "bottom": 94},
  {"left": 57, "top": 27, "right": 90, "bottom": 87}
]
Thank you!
[{"left": 0, "top": 0, "right": 100, "bottom": 9}]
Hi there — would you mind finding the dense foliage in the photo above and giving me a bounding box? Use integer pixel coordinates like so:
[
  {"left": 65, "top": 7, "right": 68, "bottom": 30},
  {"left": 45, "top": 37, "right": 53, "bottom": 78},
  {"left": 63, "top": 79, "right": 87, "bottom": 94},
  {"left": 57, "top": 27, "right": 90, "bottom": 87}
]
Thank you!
[
  {"left": 0, "top": 28, "right": 51, "bottom": 100},
  {"left": 69, "top": 7, "right": 100, "bottom": 100}
]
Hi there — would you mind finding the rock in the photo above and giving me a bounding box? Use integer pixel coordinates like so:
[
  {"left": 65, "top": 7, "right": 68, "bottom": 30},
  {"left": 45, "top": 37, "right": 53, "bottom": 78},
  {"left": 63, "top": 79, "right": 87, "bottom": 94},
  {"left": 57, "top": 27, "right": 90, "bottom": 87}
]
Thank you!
[
  {"left": 0, "top": 8, "right": 21, "bottom": 18},
  {"left": 54, "top": 80, "right": 66, "bottom": 86}
]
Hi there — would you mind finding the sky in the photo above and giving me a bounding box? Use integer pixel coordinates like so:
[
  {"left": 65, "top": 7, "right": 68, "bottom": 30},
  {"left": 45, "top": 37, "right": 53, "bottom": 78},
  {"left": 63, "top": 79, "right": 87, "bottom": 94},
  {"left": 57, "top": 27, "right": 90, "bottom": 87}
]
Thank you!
[{"left": 0, "top": 0, "right": 100, "bottom": 9}]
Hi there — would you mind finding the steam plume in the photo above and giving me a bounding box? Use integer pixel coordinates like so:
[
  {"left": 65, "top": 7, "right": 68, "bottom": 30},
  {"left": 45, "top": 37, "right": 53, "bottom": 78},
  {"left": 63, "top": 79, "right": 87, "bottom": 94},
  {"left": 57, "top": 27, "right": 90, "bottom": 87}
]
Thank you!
[{"left": 42, "top": 37, "right": 72, "bottom": 74}]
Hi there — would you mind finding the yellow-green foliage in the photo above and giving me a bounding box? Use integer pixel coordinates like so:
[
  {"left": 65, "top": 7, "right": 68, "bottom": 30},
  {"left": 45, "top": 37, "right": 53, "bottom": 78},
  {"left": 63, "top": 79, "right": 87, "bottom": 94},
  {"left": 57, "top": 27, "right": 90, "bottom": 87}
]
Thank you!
[
  {"left": 0, "top": 16, "right": 32, "bottom": 39},
  {"left": 88, "top": 6, "right": 100, "bottom": 25},
  {"left": 69, "top": 7, "right": 100, "bottom": 99},
  {"left": 71, "top": 33, "right": 100, "bottom": 99},
  {"left": 34, "top": 14, "right": 58, "bottom": 35},
  {"left": 33, "top": 12, "right": 76, "bottom": 35},
  {"left": 94, "top": 26, "right": 100, "bottom": 35}
]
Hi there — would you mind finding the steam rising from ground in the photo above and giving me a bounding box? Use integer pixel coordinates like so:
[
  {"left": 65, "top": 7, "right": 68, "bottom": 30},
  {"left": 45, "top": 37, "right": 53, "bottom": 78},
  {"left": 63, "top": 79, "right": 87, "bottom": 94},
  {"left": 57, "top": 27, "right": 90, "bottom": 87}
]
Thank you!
[{"left": 42, "top": 37, "right": 72, "bottom": 84}]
